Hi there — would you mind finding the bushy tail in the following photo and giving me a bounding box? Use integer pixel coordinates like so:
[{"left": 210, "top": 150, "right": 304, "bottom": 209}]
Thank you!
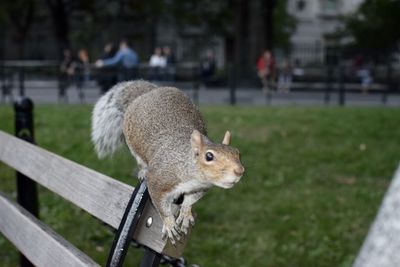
[{"left": 91, "top": 80, "right": 157, "bottom": 158}]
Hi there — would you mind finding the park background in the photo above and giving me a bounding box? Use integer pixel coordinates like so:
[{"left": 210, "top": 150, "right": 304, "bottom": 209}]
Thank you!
[{"left": 1, "top": 0, "right": 400, "bottom": 266}]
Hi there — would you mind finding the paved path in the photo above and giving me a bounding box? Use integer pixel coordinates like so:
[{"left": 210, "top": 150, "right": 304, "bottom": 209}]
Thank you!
[{"left": 1, "top": 80, "right": 399, "bottom": 107}]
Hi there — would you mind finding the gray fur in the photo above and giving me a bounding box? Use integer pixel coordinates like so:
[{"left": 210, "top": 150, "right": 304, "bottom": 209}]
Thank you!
[
  {"left": 91, "top": 80, "right": 244, "bottom": 243},
  {"left": 123, "top": 86, "right": 208, "bottom": 182},
  {"left": 91, "top": 80, "right": 157, "bottom": 158}
]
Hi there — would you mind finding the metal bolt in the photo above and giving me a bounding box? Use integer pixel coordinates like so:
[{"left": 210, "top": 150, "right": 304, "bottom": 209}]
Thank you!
[{"left": 146, "top": 216, "right": 153, "bottom": 227}]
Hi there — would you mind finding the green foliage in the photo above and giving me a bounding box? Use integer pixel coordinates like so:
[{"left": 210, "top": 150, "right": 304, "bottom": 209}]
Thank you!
[
  {"left": 345, "top": 0, "right": 400, "bottom": 53},
  {"left": 125, "top": 0, "right": 295, "bottom": 49},
  {"left": 273, "top": 0, "right": 296, "bottom": 50},
  {"left": 0, "top": 0, "right": 36, "bottom": 58},
  {"left": 0, "top": 0, "right": 35, "bottom": 25},
  {"left": 169, "top": 0, "right": 234, "bottom": 35},
  {"left": 0, "top": 105, "right": 399, "bottom": 266}
]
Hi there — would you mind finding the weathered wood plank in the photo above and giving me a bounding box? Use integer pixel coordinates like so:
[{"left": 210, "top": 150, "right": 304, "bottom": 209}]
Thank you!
[
  {"left": 0, "top": 192, "right": 100, "bottom": 267},
  {"left": 0, "top": 131, "right": 131, "bottom": 230},
  {"left": 352, "top": 164, "right": 400, "bottom": 267},
  {"left": 0, "top": 131, "right": 187, "bottom": 257}
]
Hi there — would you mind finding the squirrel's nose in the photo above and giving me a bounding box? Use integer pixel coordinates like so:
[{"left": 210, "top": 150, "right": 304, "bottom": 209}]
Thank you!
[{"left": 234, "top": 166, "right": 245, "bottom": 176}]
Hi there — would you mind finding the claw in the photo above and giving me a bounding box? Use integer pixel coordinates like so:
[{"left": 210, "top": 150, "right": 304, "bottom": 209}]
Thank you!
[
  {"left": 177, "top": 207, "right": 195, "bottom": 235},
  {"left": 137, "top": 167, "right": 148, "bottom": 181},
  {"left": 176, "top": 214, "right": 183, "bottom": 226},
  {"left": 162, "top": 216, "right": 182, "bottom": 244}
]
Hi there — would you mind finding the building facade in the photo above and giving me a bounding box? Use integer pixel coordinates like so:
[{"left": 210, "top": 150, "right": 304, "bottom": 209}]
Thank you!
[{"left": 287, "top": 0, "right": 364, "bottom": 65}]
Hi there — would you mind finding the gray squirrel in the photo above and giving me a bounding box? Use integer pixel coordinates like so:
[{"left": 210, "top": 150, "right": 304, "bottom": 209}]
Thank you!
[{"left": 91, "top": 80, "right": 244, "bottom": 243}]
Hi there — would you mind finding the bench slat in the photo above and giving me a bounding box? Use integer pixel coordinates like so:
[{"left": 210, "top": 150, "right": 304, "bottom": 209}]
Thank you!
[
  {"left": 0, "top": 131, "right": 186, "bottom": 257},
  {"left": 0, "top": 192, "right": 100, "bottom": 267}
]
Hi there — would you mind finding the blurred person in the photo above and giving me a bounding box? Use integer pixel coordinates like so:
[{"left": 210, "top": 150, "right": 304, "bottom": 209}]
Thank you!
[
  {"left": 200, "top": 49, "right": 216, "bottom": 86},
  {"left": 352, "top": 54, "right": 373, "bottom": 94},
  {"left": 277, "top": 58, "right": 292, "bottom": 93},
  {"left": 163, "top": 46, "right": 176, "bottom": 81},
  {"left": 351, "top": 54, "right": 364, "bottom": 76},
  {"left": 74, "top": 49, "right": 91, "bottom": 103},
  {"left": 292, "top": 58, "right": 304, "bottom": 77},
  {"left": 256, "top": 49, "right": 276, "bottom": 94},
  {"left": 359, "top": 63, "right": 373, "bottom": 94},
  {"left": 95, "top": 39, "right": 139, "bottom": 81},
  {"left": 59, "top": 48, "right": 75, "bottom": 103},
  {"left": 96, "top": 43, "right": 117, "bottom": 94},
  {"left": 76, "top": 49, "right": 91, "bottom": 82},
  {"left": 163, "top": 46, "right": 176, "bottom": 65},
  {"left": 148, "top": 47, "right": 166, "bottom": 81}
]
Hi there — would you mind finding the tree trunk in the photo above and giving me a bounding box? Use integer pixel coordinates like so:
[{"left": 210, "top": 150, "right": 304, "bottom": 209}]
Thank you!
[
  {"left": 45, "top": 0, "right": 71, "bottom": 59},
  {"left": 8, "top": 0, "right": 35, "bottom": 60},
  {"left": 233, "top": 0, "right": 248, "bottom": 81},
  {"left": 263, "top": 0, "right": 276, "bottom": 51},
  {"left": 231, "top": 0, "right": 277, "bottom": 83},
  {"left": 353, "top": 164, "right": 400, "bottom": 267}
]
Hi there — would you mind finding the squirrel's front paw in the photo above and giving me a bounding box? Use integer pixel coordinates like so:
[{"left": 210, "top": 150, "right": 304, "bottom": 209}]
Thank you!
[
  {"left": 162, "top": 216, "right": 181, "bottom": 244},
  {"left": 176, "top": 207, "right": 195, "bottom": 235}
]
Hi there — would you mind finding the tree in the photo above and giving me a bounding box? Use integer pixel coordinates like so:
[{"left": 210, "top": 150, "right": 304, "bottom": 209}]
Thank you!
[
  {"left": 231, "top": 0, "right": 295, "bottom": 81},
  {"left": 45, "top": 0, "right": 97, "bottom": 59},
  {"left": 0, "top": 0, "right": 36, "bottom": 59},
  {"left": 263, "top": 0, "right": 276, "bottom": 51},
  {"left": 273, "top": 0, "right": 296, "bottom": 52},
  {"left": 45, "top": 0, "right": 71, "bottom": 55},
  {"left": 168, "top": 0, "right": 295, "bottom": 80},
  {"left": 125, "top": 0, "right": 168, "bottom": 55},
  {"left": 345, "top": 0, "right": 400, "bottom": 59}
]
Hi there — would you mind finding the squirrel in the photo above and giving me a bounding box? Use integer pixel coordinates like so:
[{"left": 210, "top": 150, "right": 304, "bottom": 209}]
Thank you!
[{"left": 91, "top": 80, "right": 245, "bottom": 243}]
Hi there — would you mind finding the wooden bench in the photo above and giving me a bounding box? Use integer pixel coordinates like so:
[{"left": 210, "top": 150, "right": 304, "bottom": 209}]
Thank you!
[{"left": 0, "top": 98, "right": 189, "bottom": 266}]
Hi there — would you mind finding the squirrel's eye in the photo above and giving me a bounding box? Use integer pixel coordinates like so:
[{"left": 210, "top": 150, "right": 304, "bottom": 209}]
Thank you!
[{"left": 205, "top": 152, "right": 214, "bottom": 162}]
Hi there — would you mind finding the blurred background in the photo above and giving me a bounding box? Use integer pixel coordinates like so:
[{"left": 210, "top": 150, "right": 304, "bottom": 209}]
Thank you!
[
  {"left": 0, "top": 0, "right": 399, "bottom": 105},
  {"left": 1, "top": 1, "right": 400, "bottom": 267}
]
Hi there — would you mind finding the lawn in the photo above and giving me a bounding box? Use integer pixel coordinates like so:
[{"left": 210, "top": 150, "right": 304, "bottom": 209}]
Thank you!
[{"left": 0, "top": 104, "right": 399, "bottom": 267}]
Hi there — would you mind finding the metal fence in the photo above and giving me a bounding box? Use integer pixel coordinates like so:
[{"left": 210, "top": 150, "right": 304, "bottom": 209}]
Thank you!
[{"left": 1, "top": 60, "right": 399, "bottom": 106}]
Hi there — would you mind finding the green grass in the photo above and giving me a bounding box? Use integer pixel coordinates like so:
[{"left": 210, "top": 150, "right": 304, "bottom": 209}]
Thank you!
[{"left": 0, "top": 104, "right": 399, "bottom": 267}]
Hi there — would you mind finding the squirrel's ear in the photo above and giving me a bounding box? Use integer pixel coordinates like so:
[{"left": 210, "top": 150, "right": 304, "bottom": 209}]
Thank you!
[
  {"left": 222, "top": 130, "right": 231, "bottom": 145},
  {"left": 191, "top": 130, "right": 204, "bottom": 153}
]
